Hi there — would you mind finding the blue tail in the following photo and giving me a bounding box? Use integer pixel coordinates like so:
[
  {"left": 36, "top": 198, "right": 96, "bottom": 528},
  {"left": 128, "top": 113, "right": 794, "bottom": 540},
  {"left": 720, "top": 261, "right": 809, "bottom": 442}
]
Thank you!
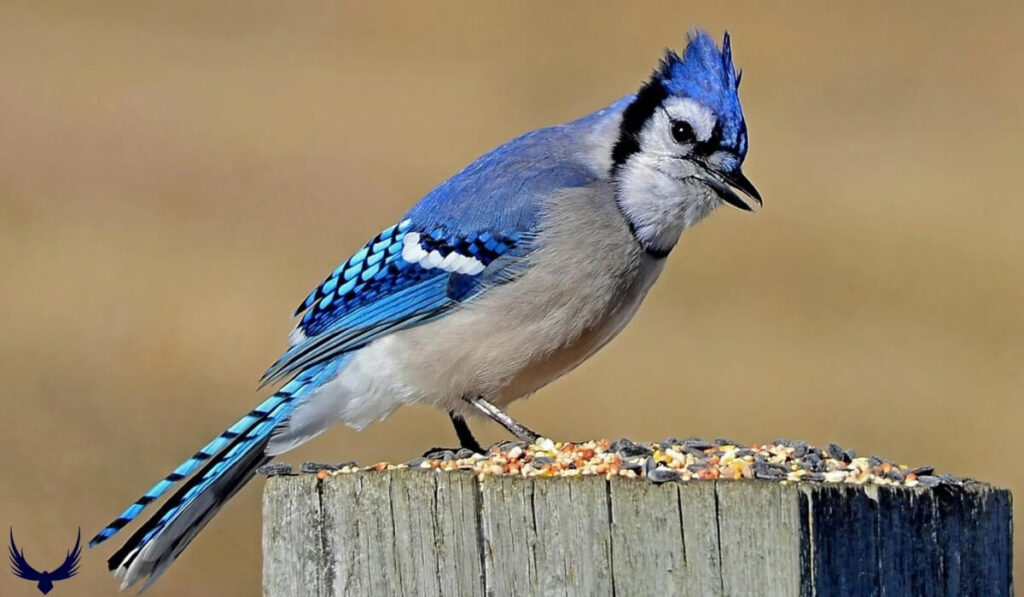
[
  {"left": 91, "top": 360, "right": 339, "bottom": 592},
  {"left": 89, "top": 392, "right": 292, "bottom": 548}
]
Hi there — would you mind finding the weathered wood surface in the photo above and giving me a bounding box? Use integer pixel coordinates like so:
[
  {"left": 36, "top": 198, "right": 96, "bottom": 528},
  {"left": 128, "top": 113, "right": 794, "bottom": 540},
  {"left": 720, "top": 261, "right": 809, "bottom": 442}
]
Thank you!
[{"left": 263, "top": 469, "right": 1012, "bottom": 597}]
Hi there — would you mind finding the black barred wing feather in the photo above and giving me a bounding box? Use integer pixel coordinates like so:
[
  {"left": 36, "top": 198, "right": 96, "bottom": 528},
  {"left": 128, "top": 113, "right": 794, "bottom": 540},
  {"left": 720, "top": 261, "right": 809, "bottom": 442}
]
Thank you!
[{"left": 261, "top": 219, "right": 523, "bottom": 385}]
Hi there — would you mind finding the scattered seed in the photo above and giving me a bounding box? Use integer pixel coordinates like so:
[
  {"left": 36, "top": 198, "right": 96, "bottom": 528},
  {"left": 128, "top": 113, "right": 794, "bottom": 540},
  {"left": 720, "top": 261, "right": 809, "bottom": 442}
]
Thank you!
[
  {"left": 658, "top": 437, "right": 681, "bottom": 450},
  {"left": 300, "top": 461, "right": 348, "bottom": 474},
  {"left": 619, "top": 459, "right": 643, "bottom": 474},
  {"left": 532, "top": 455, "right": 555, "bottom": 467},
  {"left": 885, "top": 468, "right": 905, "bottom": 482},
  {"left": 609, "top": 438, "right": 634, "bottom": 452},
  {"left": 423, "top": 449, "right": 456, "bottom": 461},
  {"left": 683, "top": 439, "right": 715, "bottom": 450},
  {"left": 305, "top": 437, "right": 960, "bottom": 488},
  {"left": 753, "top": 461, "right": 789, "bottom": 480},
  {"left": 617, "top": 444, "right": 653, "bottom": 458},
  {"left": 648, "top": 467, "right": 682, "bottom": 483},
  {"left": 535, "top": 438, "right": 556, "bottom": 452},
  {"left": 826, "top": 443, "right": 848, "bottom": 462},
  {"left": 256, "top": 463, "right": 293, "bottom": 477}
]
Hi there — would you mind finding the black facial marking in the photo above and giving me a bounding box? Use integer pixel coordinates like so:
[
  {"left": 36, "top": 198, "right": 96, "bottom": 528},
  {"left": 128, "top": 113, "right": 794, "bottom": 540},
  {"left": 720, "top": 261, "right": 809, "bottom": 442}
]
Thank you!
[
  {"left": 610, "top": 77, "right": 667, "bottom": 175},
  {"left": 694, "top": 121, "right": 723, "bottom": 156}
]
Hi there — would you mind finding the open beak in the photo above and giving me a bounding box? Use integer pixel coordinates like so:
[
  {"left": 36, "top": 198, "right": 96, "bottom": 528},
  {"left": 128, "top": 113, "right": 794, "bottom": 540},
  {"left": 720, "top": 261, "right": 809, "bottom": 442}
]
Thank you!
[{"left": 703, "top": 168, "right": 762, "bottom": 212}]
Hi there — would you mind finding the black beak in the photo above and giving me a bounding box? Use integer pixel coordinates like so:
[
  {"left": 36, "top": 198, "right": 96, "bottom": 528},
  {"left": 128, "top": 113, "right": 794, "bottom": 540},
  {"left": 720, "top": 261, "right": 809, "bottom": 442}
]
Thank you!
[{"left": 703, "top": 167, "right": 762, "bottom": 212}]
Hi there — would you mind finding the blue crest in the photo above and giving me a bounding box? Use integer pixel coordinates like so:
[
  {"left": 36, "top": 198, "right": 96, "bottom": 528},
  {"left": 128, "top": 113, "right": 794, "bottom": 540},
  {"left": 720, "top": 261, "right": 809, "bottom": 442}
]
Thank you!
[{"left": 657, "top": 30, "right": 747, "bottom": 157}]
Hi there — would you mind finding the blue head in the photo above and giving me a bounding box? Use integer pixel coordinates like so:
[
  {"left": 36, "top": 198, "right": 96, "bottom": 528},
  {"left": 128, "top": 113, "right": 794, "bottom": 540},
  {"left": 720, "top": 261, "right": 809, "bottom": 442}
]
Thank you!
[
  {"left": 660, "top": 31, "right": 747, "bottom": 162},
  {"left": 611, "top": 30, "right": 761, "bottom": 256}
]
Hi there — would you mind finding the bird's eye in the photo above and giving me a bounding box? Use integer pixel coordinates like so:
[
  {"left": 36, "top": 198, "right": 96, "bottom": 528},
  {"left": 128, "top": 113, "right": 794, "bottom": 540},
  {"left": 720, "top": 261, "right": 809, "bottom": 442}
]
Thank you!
[{"left": 670, "top": 120, "right": 695, "bottom": 145}]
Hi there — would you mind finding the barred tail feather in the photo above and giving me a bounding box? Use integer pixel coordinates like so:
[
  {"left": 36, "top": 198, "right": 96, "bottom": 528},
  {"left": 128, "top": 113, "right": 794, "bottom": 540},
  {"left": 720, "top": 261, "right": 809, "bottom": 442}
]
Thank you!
[
  {"left": 94, "top": 359, "right": 342, "bottom": 592},
  {"left": 89, "top": 391, "right": 293, "bottom": 547},
  {"left": 112, "top": 428, "right": 274, "bottom": 592}
]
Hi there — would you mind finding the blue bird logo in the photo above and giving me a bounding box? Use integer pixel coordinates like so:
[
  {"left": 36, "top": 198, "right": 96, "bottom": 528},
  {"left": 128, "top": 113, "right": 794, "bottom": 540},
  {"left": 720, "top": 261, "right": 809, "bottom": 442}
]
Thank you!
[{"left": 9, "top": 528, "right": 81, "bottom": 594}]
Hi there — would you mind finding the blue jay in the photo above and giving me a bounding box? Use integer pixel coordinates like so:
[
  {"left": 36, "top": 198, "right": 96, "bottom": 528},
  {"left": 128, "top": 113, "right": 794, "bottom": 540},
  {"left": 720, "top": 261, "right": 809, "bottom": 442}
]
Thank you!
[{"left": 91, "top": 30, "right": 760, "bottom": 591}]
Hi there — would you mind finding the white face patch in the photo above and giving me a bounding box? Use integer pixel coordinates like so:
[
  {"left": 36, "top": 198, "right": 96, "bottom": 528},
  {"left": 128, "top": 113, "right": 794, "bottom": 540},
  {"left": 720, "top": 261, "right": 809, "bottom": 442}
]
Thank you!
[
  {"left": 614, "top": 98, "right": 726, "bottom": 255},
  {"left": 634, "top": 97, "right": 718, "bottom": 160},
  {"left": 401, "top": 232, "right": 486, "bottom": 275},
  {"left": 662, "top": 97, "right": 717, "bottom": 143},
  {"left": 615, "top": 153, "right": 720, "bottom": 255}
]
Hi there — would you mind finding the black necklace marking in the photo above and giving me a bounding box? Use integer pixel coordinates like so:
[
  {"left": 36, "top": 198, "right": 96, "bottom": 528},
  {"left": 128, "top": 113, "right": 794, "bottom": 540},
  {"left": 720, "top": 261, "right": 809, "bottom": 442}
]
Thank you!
[{"left": 617, "top": 206, "right": 673, "bottom": 260}]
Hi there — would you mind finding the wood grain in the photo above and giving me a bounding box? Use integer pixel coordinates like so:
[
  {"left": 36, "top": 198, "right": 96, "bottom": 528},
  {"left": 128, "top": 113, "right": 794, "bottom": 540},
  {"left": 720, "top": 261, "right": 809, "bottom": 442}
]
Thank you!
[{"left": 263, "top": 470, "right": 1012, "bottom": 596}]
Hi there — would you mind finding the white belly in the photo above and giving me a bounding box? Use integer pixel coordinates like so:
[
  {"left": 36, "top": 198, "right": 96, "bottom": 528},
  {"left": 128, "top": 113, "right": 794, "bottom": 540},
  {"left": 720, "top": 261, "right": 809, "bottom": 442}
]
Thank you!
[{"left": 343, "top": 252, "right": 663, "bottom": 421}]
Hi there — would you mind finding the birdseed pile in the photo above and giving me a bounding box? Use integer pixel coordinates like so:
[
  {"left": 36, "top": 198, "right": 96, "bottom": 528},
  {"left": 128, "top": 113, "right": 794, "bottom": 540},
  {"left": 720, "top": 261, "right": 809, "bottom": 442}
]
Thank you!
[{"left": 258, "top": 437, "right": 961, "bottom": 488}]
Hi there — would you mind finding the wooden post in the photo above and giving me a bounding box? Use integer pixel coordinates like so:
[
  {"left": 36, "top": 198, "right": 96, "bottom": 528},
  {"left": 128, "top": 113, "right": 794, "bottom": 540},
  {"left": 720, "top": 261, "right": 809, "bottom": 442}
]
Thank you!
[{"left": 262, "top": 469, "right": 1012, "bottom": 596}]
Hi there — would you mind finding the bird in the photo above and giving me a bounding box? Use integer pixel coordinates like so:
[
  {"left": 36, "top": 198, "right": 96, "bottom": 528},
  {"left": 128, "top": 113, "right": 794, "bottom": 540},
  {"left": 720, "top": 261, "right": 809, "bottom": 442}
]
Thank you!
[
  {"left": 9, "top": 528, "right": 82, "bottom": 595},
  {"left": 90, "top": 29, "right": 761, "bottom": 592}
]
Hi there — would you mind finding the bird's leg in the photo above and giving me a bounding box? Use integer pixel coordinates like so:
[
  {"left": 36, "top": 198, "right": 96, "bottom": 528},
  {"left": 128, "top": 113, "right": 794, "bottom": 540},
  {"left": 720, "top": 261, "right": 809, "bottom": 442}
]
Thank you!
[
  {"left": 465, "top": 395, "right": 541, "bottom": 444},
  {"left": 449, "top": 411, "right": 485, "bottom": 454},
  {"left": 422, "top": 411, "right": 485, "bottom": 457}
]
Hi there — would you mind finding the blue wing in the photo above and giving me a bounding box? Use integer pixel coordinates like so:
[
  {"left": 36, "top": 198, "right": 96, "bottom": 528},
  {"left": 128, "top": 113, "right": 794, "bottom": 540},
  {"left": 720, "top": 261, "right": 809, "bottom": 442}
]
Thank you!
[
  {"left": 262, "top": 99, "right": 630, "bottom": 385},
  {"left": 260, "top": 219, "right": 524, "bottom": 384}
]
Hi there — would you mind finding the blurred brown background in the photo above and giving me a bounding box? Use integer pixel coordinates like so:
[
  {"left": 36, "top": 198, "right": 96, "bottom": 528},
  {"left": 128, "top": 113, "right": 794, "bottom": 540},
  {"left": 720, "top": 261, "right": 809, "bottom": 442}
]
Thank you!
[{"left": 1, "top": 1, "right": 1021, "bottom": 595}]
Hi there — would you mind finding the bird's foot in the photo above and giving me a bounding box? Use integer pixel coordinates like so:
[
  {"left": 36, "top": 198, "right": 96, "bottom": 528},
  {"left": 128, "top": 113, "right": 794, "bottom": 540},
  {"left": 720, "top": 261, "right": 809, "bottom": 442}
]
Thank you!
[{"left": 464, "top": 396, "right": 541, "bottom": 444}]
